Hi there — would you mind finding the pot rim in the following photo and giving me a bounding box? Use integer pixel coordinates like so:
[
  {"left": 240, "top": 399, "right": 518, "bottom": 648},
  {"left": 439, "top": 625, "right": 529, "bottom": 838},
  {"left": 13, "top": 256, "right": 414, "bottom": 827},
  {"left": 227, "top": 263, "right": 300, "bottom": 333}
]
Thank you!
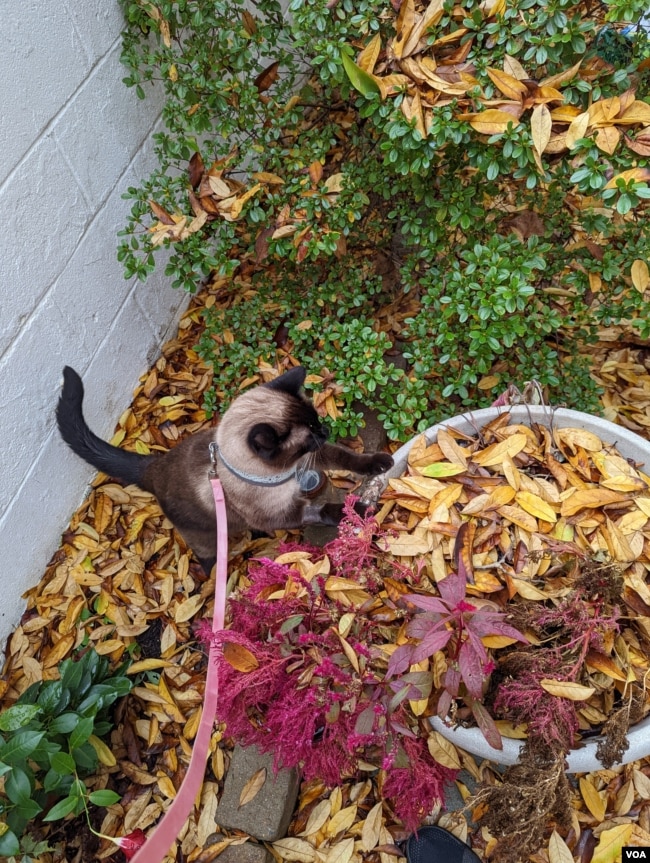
[{"left": 384, "top": 404, "right": 650, "bottom": 772}]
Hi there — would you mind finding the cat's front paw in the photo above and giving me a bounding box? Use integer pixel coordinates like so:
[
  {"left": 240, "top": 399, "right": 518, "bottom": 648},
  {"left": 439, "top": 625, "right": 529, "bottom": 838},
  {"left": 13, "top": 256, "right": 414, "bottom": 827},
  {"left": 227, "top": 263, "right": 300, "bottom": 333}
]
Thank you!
[{"left": 364, "top": 453, "right": 394, "bottom": 475}]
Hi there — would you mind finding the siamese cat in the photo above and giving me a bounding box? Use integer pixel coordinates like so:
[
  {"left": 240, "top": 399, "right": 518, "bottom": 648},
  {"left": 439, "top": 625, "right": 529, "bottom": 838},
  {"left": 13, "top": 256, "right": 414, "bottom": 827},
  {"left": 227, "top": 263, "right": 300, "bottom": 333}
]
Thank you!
[{"left": 56, "top": 366, "right": 393, "bottom": 573}]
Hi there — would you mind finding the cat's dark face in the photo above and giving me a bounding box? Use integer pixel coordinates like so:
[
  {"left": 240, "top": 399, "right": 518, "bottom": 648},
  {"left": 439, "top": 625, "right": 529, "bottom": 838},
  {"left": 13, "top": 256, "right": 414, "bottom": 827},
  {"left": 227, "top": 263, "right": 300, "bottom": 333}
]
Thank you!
[
  {"left": 219, "top": 366, "right": 329, "bottom": 467},
  {"left": 247, "top": 368, "right": 328, "bottom": 463}
]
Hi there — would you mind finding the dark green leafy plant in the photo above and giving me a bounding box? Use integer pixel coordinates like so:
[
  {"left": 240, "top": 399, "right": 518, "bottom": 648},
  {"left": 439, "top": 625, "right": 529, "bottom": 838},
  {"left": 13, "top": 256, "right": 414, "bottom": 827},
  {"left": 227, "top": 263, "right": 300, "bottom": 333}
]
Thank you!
[
  {"left": 0, "top": 648, "right": 132, "bottom": 858},
  {"left": 119, "top": 0, "right": 650, "bottom": 439}
]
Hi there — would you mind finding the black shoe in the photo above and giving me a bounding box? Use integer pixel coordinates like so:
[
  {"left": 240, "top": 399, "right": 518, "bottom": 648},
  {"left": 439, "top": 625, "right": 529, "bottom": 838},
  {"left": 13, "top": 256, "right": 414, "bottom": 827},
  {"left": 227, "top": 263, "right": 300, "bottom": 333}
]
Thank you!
[{"left": 405, "top": 826, "right": 482, "bottom": 863}]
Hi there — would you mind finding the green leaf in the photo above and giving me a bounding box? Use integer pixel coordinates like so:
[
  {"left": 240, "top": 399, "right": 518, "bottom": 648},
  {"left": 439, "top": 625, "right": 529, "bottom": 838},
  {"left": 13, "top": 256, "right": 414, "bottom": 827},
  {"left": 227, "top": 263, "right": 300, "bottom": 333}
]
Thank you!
[
  {"left": 69, "top": 716, "right": 94, "bottom": 751},
  {"left": 0, "top": 704, "right": 41, "bottom": 732},
  {"left": 43, "top": 794, "right": 79, "bottom": 822},
  {"left": 88, "top": 789, "right": 121, "bottom": 806},
  {"left": 44, "top": 767, "right": 70, "bottom": 793},
  {"left": 37, "top": 680, "right": 68, "bottom": 716},
  {"left": 422, "top": 462, "right": 467, "bottom": 477},
  {"left": 12, "top": 797, "right": 43, "bottom": 823},
  {"left": 72, "top": 741, "right": 97, "bottom": 772},
  {"left": 49, "top": 751, "right": 77, "bottom": 774},
  {"left": 4, "top": 766, "right": 32, "bottom": 804},
  {"left": 49, "top": 712, "right": 82, "bottom": 735},
  {"left": 0, "top": 827, "right": 20, "bottom": 857},
  {"left": 0, "top": 730, "right": 45, "bottom": 764},
  {"left": 340, "top": 49, "right": 381, "bottom": 97},
  {"left": 279, "top": 615, "right": 305, "bottom": 634}
]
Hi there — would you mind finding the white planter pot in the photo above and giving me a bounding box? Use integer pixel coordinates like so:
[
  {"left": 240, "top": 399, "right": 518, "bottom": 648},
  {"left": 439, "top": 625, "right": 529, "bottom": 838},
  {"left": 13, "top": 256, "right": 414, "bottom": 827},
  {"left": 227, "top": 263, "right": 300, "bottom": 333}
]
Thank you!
[{"left": 384, "top": 405, "right": 650, "bottom": 772}]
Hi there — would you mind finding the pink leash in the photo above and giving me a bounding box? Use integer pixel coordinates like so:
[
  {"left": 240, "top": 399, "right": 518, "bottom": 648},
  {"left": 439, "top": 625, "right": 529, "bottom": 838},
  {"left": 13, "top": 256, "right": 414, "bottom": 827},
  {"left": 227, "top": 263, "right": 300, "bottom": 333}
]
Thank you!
[{"left": 128, "top": 477, "right": 228, "bottom": 863}]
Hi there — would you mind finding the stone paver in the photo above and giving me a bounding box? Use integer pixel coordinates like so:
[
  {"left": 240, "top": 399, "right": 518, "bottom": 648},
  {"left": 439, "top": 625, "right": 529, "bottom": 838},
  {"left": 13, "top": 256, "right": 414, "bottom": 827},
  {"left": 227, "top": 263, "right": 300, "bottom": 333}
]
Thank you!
[
  {"left": 209, "top": 840, "right": 273, "bottom": 863},
  {"left": 215, "top": 745, "right": 300, "bottom": 842}
]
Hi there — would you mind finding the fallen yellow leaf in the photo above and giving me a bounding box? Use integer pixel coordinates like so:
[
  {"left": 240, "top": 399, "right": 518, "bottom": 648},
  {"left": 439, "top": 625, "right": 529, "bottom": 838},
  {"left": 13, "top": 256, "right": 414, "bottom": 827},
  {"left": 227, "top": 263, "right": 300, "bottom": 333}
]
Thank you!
[
  {"left": 591, "top": 823, "right": 634, "bottom": 863},
  {"left": 515, "top": 491, "right": 557, "bottom": 523},
  {"left": 540, "top": 679, "right": 596, "bottom": 700}
]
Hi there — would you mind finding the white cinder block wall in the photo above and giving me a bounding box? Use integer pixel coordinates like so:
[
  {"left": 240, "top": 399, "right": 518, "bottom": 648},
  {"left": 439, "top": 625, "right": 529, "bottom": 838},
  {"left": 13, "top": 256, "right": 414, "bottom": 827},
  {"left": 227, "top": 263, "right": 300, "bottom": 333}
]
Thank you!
[{"left": 0, "top": 2, "right": 188, "bottom": 647}]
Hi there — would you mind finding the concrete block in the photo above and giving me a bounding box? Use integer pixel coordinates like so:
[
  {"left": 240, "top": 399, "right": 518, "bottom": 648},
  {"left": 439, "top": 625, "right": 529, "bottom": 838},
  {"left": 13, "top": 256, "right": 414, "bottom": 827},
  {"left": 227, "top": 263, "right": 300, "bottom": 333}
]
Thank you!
[
  {"left": 53, "top": 43, "right": 164, "bottom": 209},
  {"left": 215, "top": 746, "right": 300, "bottom": 842},
  {"left": 0, "top": 134, "right": 92, "bottom": 357},
  {"left": 0, "top": 1, "right": 91, "bottom": 184},
  {"left": 66, "top": 5, "right": 124, "bottom": 64},
  {"left": 0, "top": 430, "right": 95, "bottom": 640},
  {"left": 0, "top": 290, "right": 153, "bottom": 512}
]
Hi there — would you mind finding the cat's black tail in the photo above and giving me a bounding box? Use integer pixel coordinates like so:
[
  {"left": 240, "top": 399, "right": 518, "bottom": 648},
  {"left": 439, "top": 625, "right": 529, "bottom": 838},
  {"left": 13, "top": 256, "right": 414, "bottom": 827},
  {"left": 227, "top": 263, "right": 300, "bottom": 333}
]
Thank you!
[{"left": 56, "top": 366, "right": 149, "bottom": 486}]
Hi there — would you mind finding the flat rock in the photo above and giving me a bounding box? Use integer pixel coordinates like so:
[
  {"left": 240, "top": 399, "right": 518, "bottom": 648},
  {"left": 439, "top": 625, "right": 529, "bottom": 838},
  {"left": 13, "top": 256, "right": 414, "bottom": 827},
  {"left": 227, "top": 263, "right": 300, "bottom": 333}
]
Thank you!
[
  {"left": 215, "top": 745, "right": 301, "bottom": 842},
  {"left": 208, "top": 840, "right": 273, "bottom": 863}
]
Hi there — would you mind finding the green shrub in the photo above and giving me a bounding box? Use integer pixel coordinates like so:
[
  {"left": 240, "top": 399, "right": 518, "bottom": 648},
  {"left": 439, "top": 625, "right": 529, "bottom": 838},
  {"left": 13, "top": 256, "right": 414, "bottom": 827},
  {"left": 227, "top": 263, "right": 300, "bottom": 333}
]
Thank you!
[
  {"left": 0, "top": 649, "right": 132, "bottom": 858},
  {"left": 119, "top": 0, "right": 650, "bottom": 438}
]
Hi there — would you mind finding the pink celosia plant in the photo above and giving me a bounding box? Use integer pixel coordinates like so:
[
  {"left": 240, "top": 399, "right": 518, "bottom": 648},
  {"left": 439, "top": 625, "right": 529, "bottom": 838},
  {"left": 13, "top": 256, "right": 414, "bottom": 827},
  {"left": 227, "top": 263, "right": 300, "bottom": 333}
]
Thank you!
[
  {"left": 386, "top": 562, "right": 527, "bottom": 748},
  {"left": 201, "top": 499, "right": 456, "bottom": 831}
]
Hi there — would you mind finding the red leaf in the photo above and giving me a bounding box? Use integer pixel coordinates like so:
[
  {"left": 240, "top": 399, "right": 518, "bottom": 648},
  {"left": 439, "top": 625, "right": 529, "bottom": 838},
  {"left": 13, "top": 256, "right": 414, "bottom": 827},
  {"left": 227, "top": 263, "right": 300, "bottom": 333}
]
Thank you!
[
  {"left": 437, "top": 569, "right": 467, "bottom": 608},
  {"left": 411, "top": 627, "right": 453, "bottom": 663},
  {"left": 149, "top": 200, "right": 175, "bottom": 225},
  {"left": 471, "top": 700, "right": 503, "bottom": 750},
  {"left": 458, "top": 639, "right": 485, "bottom": 698},
  {"left": 188, "top": 152, "right": 205, "bottom": 189},
  {"left": 254, "top": 61, "right": 280, "bottom": 93}
]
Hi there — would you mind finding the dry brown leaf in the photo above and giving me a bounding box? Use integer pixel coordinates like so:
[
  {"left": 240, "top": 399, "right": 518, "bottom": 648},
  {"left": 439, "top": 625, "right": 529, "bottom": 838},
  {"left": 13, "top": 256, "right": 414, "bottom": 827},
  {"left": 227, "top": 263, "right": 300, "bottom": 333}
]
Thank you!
[
  {"left": 360, "top": 801, "right": 384, "bottom": 852},
  {"left": 486, "top": 67, "right": 528, "bottom": 100},
  {"left": 467, "top": 108, "right": 520, "bottom": 135},
  {"left": 585, "top": 650, "right": 627, "bottom": 682},
  {"left": 392, "top": 0, "right": 416, "bottom": 58},
  {"left": 540, "top": 679, "right": 596, "bottom": 700},
  {"left": 157, "top": 773, "right": 177, "bottom": 799},
  {"left": 357, "top": 33, "right": 381, "bottom": 73},
  {"left": 580, "top": 776, "right": 607, "bottom": 821},
  {"left": 473, "top": 433, "right": 528, "bottom": 466},
  {"left": 427, "top": 731, "right": 462, "bottom": 769},
  {"left": 515, "top": 491, "right": 557, "bottom": 523},
  {"left": 556, "top": 427, "right": 603, "bottom": 451},
  {"left": 561, "top": 488, "right": 628, "bottom": 517},
  {"left": 239, "top": 767, "right": 267, "bottom": 807},
  {"left": 633, "top": 769, "right": 650, "bottom": 799},
  {"left": 548, "top": 829, "right": 574, "bottom": 863},
  {"left": 272, "top": 837, "right": 316, "bottom": 862},
  {"left": 615, "top": 779, "right": 635, "bottom": 816},
  {"left": 503, "top": 53, "right": 527, "bottom": 79},
  {"left": 326, "top": 804, "right": 358, "bottom": 837},
  {"left": 595, "top": 125, "right": 621, "bottom": 154},
  {"left": 632, "top": 258, "right": 650, "bottom": 292},
  {"left": 175, "top": 594, "right": 205, "bottom": 623},
  {"left": 222, "top": 642, "right": 260, "bottom": 673},
  {"left": 300, "top": 799, "right": 332, "bottom": 837},
  {"left": 531, "top": 103, "right": 552, "bottom": 156}
]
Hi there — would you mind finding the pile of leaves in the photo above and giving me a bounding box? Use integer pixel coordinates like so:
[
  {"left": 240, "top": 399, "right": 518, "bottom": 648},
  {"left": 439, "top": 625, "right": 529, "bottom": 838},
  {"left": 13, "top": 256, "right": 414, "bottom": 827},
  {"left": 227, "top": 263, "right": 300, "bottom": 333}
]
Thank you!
[{"left": 375, "top": 411, "right": 650, "bottom": 859}]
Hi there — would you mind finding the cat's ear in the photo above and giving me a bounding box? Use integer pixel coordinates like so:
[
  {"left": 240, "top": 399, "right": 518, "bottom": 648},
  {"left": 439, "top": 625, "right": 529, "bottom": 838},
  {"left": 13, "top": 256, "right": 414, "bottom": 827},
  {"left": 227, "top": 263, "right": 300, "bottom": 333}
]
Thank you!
[
  {"left": 265, "top": 366, "right": 306, "bottom": 396},
  {"left": 248, "top": 423, "right": 280, "bottom": 460}
]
